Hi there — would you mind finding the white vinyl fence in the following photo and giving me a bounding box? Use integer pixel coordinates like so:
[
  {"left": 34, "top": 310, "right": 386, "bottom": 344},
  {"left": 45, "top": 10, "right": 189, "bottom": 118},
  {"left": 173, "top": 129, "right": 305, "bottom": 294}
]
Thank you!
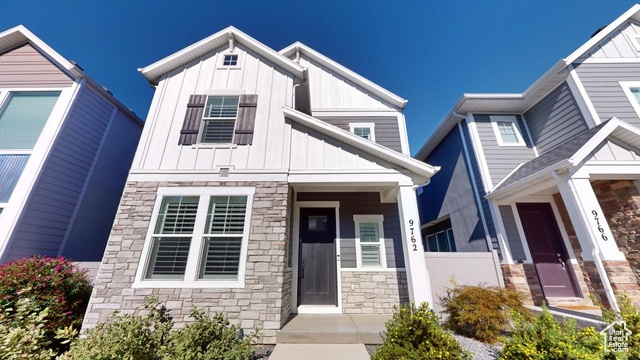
[{"left": 425, "top": 251, "right": 504, "bottom": 313}]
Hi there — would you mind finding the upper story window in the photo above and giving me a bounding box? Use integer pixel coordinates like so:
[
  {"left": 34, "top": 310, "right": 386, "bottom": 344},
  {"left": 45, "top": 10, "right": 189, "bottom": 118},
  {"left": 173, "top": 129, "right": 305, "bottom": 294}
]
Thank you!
[
  {"left": 137, "top": 187, "right": 254, "bottom": 288},
  {"left": 349, "top": 122, "right": 376, "bottom": 142},
  {"left": 490, "top": 115, "right": 526, "bottom": 146},
  {"left": 0, "top": 91, "right": 60, "bottom": 150},
  {"left": 223, "top": 54, "right": 238, "bottom": 66},
  {"left": 201, "top": 95, "right": 239, "bottom": 143},
  {"left": 354, "top": 215, "right": 386, "bottom": 268},
  {"left": 619, "top": 82, "right": 640, "bottom": 119}
]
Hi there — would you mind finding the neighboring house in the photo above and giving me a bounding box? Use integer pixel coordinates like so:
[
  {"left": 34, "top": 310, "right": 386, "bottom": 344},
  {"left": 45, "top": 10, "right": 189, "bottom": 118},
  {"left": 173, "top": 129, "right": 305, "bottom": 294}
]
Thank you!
[
  {"left": 0, "top": 26, "right": 143, "bottom": 270},
  {"left": 81, "top": 27, "right": 438, "bottom": 343},
  {"left": 415, "top": 5, "right": 640, "bottom": 312}
]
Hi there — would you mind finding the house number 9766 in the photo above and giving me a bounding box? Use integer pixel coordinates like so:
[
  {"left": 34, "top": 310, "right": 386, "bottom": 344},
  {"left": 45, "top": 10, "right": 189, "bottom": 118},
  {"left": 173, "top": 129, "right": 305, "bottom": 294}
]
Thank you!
[
  {"left": 409, "top": 219, "right": 418, "bottom": 251},
  {"left": 591, "top": 210, "right": 608, "bottom": 241}
]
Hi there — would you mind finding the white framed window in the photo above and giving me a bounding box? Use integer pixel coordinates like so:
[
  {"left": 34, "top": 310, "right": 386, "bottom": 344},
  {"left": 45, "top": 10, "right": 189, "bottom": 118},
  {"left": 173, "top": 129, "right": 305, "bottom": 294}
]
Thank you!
[
  {"left": 490, "top": 115, "right": 526, "bottom": 146},
  {"left": 349, "top": 122, "right": 376, "bottom": 142},
  {"left": 619, "top": 81, "right": 640, "bottom": 118},
  {"left": 628, "top": 34, "right": 640, "bottom": 52},
  {"left": 354, "top": 215, "right": 386, "bottom": 268},
  {"left": 200, "top": 95, "right": 239, "bottom": 144},
  {"left": 134, "top": 187, "right": 255, "bottom": 288},
  {"left": 219, "top": 52, "right": 241, "bottom": 68}
]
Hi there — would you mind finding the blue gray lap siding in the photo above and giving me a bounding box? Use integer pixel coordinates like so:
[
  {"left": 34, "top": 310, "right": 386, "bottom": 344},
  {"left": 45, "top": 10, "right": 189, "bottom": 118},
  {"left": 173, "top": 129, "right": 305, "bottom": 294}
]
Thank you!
[
  {"left": 296, "top": 192, "right": 405, "bottom": 268},
  {"left": 498, "top": 205, "right": 526, "bottom": 261}
]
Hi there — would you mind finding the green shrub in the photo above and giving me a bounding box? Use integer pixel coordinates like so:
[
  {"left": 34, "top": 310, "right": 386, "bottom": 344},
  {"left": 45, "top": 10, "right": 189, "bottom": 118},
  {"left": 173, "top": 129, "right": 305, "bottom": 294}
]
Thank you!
[
  {"left": 441, "top": 284, "right": 531, "bottom": 343},
  {"left": 499, "top": 305, "right": 603, "bottom": 360},
  {"left": 62, "top": 297, "right": 260, "bottom": 360},
  {"left": 0, "top": 298, "right": 76, "bottom": 360},
  {"left": 599, "top": 294, "right": 640, "bottom": 359},
  {"left": 164, "top": 309, "right": 260, "bottom": 360},
  {"left": 0, "top": 256, "right": 92, "bottom": 352},
  {"left": 371, "top": 302, "right": 470, "bottom": 360}
]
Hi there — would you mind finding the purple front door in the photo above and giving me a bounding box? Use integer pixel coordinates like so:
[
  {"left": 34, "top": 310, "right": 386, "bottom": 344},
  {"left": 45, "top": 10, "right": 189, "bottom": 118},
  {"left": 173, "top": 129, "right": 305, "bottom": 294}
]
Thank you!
[{"left": 516, "top": 203, "right": 579, "bottom": 298}]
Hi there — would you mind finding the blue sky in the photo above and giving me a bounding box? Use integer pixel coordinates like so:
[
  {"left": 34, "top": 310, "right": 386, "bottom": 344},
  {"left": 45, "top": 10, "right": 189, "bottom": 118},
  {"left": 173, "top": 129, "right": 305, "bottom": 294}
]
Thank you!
[{"left": 1, "top": 0, "right": 638, "bottom": 154}]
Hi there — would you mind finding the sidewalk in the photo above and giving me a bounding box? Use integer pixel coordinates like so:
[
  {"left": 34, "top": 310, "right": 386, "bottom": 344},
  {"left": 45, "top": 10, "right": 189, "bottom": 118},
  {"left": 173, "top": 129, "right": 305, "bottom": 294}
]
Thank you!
[{"left": 269, "top": 344, "right": 370, "bottom": 360}]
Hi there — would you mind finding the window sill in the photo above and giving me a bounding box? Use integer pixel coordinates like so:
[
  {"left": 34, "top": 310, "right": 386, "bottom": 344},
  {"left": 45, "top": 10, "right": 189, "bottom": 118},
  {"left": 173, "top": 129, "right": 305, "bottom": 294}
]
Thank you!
[
  {"left": 496, "top": 143, "right": 527, "bottom": 147},
  {"left": 216, "top": 66, "right": 242, "bottom": 70},
  {"left": 191, "top": 144, "right": 239, "bottom": 150},
  {"left": 132, "top": 280, "right": 245, "bottom": 289}
]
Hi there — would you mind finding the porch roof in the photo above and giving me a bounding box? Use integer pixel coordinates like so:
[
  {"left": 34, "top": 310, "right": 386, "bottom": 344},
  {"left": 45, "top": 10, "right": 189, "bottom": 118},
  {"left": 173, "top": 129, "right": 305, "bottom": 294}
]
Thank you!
[{"left": 488, "top": 118, "right": 640, "bottom": 199}]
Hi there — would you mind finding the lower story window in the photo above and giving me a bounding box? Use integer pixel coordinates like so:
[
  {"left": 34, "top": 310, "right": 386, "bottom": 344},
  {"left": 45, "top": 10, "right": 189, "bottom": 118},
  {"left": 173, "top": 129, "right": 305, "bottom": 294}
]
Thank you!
[
  {"left": 138, "top": 188, "right": 254, "bottom": 287},
  {"left": 354, "top": 215, "right": 386, "bottom": 268},
  {"left": 423, "top": 218, "right": 457, "bottom": 252}
]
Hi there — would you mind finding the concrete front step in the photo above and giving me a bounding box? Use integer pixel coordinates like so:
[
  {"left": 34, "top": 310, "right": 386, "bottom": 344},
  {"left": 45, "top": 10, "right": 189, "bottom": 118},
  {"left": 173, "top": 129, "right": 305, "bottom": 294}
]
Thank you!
[
  {"left": 277, "top": 314, "right": 390, "bottom": 344},
  {"left": 526, "top": 305, "right": 606, "bottom": 329},
  {"left": 545, "top": 296, "right": 594, "bottom": 307},
  {"left": 269, "top": 344, "right": 370, "bottom": 360}
]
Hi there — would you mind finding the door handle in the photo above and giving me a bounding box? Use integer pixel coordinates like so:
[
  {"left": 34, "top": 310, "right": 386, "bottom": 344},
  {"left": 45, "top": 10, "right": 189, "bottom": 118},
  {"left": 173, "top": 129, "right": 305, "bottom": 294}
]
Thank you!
[{"left": 557, "top": 253, "right": 565, "bottom": 269}]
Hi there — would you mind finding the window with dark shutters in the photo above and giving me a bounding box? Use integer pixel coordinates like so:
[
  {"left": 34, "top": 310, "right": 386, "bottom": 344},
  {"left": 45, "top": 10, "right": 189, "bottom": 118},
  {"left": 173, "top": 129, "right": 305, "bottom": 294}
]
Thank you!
[{"left": 178, "top": 95, "right": 207, "bottom": 145}]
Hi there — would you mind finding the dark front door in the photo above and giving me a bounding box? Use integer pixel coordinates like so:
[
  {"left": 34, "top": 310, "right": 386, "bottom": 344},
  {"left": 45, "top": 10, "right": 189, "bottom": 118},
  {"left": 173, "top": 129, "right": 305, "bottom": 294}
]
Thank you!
[
  {"left": 298, "top": 207, "right": 337, "bottom": 306},
  {"left": 517, "top": 203, "right": 579, "bottom": 298}
]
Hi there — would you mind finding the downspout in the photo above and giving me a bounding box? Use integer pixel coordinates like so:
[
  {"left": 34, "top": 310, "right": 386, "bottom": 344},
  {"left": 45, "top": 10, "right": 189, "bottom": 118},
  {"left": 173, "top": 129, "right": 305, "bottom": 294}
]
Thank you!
[
  {"left": 292, "top": 67, "right": 309, "bottom": 111},
  {"left": 412, "top": 178, "right": 430, "bottom": 191},
  {"left": 551, "top": 170, "right": 620, "bottom": 313}
]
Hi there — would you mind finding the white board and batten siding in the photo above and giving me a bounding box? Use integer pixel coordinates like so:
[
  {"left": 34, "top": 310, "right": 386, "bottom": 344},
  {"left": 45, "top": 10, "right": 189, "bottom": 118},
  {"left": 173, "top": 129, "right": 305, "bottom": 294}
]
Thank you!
[
  {"left": 577, "top": 20, "right": 640, "bottom": 61},
  {"left": 133, "top": 44, "right": 410, "bottom": 174}
]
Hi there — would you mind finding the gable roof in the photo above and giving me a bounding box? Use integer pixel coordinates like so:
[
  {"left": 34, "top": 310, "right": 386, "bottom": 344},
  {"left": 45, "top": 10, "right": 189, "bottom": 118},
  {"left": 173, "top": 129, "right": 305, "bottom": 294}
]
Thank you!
[
  {"left": 280, "top": 42, "right": 408, "bottom": 109},
  {"left": 139, "top": 26, "right": 306, "bottom": 85},
  {"left": 487, "top": 118, "right": 640, "bottom": 199},
  {"left": 283, "top": 106, "right": 438, "bottom": 181},
  {"left": 0, "top": 25, "right": 143, "bottom": 125},
  {"left": 415, "top": 4, "right": 640, "bottom": 161}
]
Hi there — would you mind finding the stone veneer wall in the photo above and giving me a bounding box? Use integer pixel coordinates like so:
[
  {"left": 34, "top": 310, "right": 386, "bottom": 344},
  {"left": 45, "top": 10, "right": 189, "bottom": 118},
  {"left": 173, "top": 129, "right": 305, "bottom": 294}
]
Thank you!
[
  {"left": 501, "top": 264, "right": 543, "bottom": 305},
  {"left": 81, "top": 181, "right": 291, "bottom": 344},
  {"left": 341, "top": 271, "right": 408, "bottom": 314}
]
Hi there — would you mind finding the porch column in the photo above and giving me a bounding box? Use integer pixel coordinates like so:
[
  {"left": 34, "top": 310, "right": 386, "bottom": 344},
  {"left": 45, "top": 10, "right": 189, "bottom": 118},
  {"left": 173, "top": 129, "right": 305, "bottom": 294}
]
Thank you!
[
  {"left": 396, "top": 185, "right": 433, "bottom": 307},
  {"left": 557, "top": 178, "right": 625, "bottom": 262},
  {"left": 558, "top": 177, "right": 625, "bottom": 311}
]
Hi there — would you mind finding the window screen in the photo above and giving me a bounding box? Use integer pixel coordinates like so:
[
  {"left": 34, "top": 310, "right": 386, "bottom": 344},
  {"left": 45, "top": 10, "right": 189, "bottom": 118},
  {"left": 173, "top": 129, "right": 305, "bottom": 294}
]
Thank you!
[
  {"left": 353, "top": 127, "right": 372, "bottom": 140},
  {"left": 496, "top": 121, "right": 519, "bottom": 144},
  {"left": 0, "top": 92, "right": 60, "bottom": 150},
  {"left": 359, "top": 222, "right": 381, "bottom": 266},
  {"left": 199, "top": 196, "right": 248, "bottom": 280},
  {"left": 146, "top": 196, "right": 199, "bottom": 279}
]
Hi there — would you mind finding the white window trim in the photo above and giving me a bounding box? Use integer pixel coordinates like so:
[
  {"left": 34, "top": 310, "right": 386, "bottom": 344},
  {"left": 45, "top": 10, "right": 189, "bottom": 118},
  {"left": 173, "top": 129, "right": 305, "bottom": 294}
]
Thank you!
[
  {"left": 628, "top": 34, "right": 640, "bottom": 52},
  {"left": 133, "top": 186, "right": 255, "bottom": 289},
  {"left": 218, "top": 51, "right": 242, "bottom": 69},
  {"left": 349, "top": 122, "right": 376, "bottom": 142},
  {"left": 619, "top": 81, "right": 640, "bottom": 119},
  {"left": 197, "top": 95, "right": 240, "bottom": 145},
  {"left": 490, "top": 115, "right": 526, "bottom": 147},
  {"left": 353, "top": 214, "right": 387, "bottom": 269}
]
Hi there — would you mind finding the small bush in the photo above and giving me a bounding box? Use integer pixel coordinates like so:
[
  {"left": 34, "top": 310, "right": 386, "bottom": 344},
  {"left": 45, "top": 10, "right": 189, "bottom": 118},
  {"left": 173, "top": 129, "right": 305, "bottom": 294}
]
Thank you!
[
  {"left": 62, "top": 297, "right": 260, "bottom": 360},
  {"left": 600, "top": 294, "right": 640, "bottom": 359},
  {"left": 441, "top": 284, "right": 531, "bottom": 343},
  {"left": 164, "top": 309, "right": 260, "bottom": 360},
  {"left": 499, "top": 305, "right": 603, "bottom": 360},
  {"left": 0, "top": 298, "right": 76, "bottom": 360},
  {"left": 0, "top": 256, "right": 91, "bottom": 351},
  {"left": 371, "top": 302, "right": 470, "bottom": 360}
]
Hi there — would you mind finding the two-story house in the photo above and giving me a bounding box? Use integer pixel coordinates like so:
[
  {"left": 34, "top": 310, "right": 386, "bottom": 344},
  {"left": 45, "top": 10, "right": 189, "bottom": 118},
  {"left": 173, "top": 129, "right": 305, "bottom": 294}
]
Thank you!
[
  {"left": 81, "top": 27, "right": 438, "bottom": 343},
  {"left": 0, "top": 26, "right": 143, "bottom": 272},
  {"left": 416, "top": 5, "right": 640, "bottom": 314}
]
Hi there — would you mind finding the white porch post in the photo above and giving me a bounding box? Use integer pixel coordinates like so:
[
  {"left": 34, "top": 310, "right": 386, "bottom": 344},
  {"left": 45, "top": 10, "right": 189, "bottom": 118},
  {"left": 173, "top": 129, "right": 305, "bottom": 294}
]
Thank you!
[
  {"left": 396, "top": 185, "right": 433, "bottom": 307},
  {"left": 557, "top": 177, "right": 625, "bottom": 311},
  {"left": 557, "top": 178, "right": 625, "bottom": 262}
]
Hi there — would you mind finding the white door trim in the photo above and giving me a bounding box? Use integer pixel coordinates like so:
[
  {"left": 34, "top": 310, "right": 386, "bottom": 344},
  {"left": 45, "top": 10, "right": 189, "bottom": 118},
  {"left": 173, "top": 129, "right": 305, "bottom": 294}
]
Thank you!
[{"left": 291, "top": 201, "right": 342, "bottom": 314}]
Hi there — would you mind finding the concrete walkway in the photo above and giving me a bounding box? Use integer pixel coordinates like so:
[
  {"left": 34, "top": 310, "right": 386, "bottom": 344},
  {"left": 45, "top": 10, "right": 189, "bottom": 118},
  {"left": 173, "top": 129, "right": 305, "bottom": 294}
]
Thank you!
[
  {"left": 269, "top": 344, "right": 370, "bottom": 360},
  {"left": 277, "top": 314, "right": 391, "bottom": 344}
]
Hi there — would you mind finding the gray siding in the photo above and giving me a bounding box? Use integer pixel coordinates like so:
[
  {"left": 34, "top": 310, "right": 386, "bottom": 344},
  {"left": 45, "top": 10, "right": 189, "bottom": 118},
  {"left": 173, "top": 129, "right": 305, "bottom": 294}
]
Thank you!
[
  {"left": 460, "top": 120, "right": 499, "bottom": 254},
  {"left": 318, "top": 116, "right": 402, "bottom": 152},
  {"left": 573, "top": 62, "right": 640, "bottom": 126},
  {"left": 473, "top": 114, "right": 536, "bottom": 185},
  {"left": 524, "top": 81, "right": 589, "bottom": 154},
  {"left": 61, "top": 110, "right": 142, "bottom": 261},
  {"left": 498, "top": 205, "right": 526, "bottom": 261},
  {"left": 4, "top": 86, "right": 116, "bottom": 261},
  {"left": 0, "top": 43, "right": 73, "bottom": 88},
  {"left": 297, "top": 192, "right": 404, "bottom": 268}
]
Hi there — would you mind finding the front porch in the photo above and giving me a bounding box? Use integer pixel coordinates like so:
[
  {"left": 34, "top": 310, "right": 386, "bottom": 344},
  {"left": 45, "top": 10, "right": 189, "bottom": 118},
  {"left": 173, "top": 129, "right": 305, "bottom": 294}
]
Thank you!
[
  {"left": 488, "top": 119, "right": 640, "bottom": 312},
  {"left": 277, "top": 314, "right": 391, "bottom": 344}
]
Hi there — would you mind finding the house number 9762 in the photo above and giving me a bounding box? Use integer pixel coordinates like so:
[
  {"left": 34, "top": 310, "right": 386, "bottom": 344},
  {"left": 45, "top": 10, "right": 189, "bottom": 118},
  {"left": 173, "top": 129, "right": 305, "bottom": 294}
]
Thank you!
[
  {"left": 591, "top": 210, "right": 608, "bottom": 241},
  {"left": 409, "top": 219, "right": 418, "bottom": 251}
]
